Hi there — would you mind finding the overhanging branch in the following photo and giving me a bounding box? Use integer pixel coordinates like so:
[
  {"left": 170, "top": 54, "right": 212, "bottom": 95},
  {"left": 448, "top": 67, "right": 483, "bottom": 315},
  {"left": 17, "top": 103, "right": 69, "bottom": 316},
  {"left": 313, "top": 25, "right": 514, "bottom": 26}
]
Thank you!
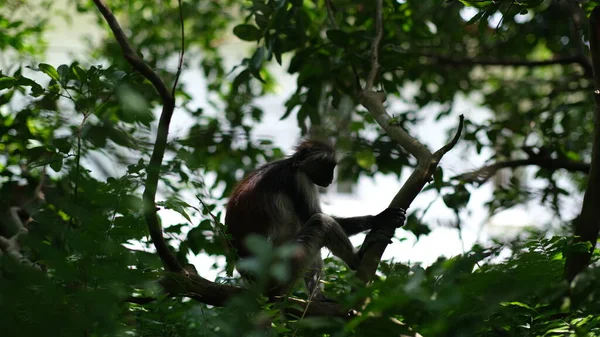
[
  {"left": 454, "top": 155, "right": 591, "bottom": 185},
  {"left": 403, "top": 52, "right": 594, "bottom": 78}
]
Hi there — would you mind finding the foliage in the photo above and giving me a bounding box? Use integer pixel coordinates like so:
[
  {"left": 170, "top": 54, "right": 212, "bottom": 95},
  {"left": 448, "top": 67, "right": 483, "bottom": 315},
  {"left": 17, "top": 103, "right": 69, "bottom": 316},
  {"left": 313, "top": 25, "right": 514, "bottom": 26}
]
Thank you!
[{"left": 1, "top": 0, "right": 600, "bottom": 336}]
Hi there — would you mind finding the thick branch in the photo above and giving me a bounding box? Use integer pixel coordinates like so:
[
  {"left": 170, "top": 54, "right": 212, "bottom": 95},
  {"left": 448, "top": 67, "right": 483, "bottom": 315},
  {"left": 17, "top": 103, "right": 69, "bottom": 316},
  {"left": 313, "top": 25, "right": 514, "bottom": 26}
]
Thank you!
[
  {"left": 454, "top": 156, "right": 591, "bottom": 185},
  {"left": 92, "top": 0, "right": 180, "bottom": 273},
  {"left": 356, "top": 0, "right": 463, "bottom": 283},
  {"left": 132, "top": 271, "right": 353, "bottom": 317},
  {"left": 565, "top": 6, "right": 600, "bottom": 282},
  {"left": 360, "top": 92, "right": 431, "bottom": 161},
  {"left": 355, "top": 116, "right": 463, "bottom": 283}
]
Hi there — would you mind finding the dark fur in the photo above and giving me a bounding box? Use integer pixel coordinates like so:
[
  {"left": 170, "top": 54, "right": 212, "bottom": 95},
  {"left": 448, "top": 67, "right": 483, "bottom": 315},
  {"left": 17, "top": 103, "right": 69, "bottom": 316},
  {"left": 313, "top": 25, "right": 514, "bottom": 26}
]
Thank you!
[{"left": 225, "top": 140, "right": 406, "bottom": 300}]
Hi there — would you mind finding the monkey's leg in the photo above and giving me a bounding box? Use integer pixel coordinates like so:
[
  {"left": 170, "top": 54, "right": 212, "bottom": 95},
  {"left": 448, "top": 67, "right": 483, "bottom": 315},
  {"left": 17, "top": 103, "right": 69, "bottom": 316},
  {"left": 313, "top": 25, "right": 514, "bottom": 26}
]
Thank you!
[
  {"left": 334, "top": 208, "right": 407, "bottom": 236},
  {"left": 296, "top": 213, "right": 361, "bottom": 270},
  {"left": 302, "top": 255, "right": 333, "bottom": 301},
  {"left": 333, "top": 215, "right": 374, "bottom": 236}
]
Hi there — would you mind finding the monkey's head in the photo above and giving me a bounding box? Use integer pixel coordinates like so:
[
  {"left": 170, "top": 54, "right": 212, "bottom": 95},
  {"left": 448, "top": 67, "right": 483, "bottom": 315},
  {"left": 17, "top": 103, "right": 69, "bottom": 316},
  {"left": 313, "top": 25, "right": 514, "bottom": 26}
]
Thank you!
[{"left": 293, "top": 140, "right": 337, "bottom": 187}]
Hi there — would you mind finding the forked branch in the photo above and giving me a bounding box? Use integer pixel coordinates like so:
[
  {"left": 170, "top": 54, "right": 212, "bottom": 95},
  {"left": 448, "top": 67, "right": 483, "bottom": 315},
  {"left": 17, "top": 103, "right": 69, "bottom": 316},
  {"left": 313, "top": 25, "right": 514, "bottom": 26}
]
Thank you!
[{"left": 356, "top": 0, "right": 464, "bottom": 283}]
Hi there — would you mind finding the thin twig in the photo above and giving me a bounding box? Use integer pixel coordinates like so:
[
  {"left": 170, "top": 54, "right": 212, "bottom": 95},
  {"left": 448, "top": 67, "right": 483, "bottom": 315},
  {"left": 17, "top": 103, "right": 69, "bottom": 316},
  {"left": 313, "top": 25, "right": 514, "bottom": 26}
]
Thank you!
[
  {"left": 324, "top": 0, "right": 337, "bottom": 28},
  {"left": 432, "top": 114, "right": 464, "bottom": 161},
  {"left": 93, "top": 0, "right": 172, "bottom": 102},
  {"left": 171, "top": 0, "right": 185, "bottom": 97}
]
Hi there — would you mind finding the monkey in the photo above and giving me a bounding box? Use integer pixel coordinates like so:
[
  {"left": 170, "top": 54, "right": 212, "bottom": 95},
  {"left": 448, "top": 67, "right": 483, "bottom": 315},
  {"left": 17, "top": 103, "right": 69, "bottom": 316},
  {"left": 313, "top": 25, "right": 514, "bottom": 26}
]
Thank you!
[
  {"left": 225, "top": 139, "right": 406, "bottom": 300},
  {"left": 0, "top": 170, "right": 46, "bottom": 272},
  {"left": 0, "top": 207, "right": 30, "bottom": 257}
]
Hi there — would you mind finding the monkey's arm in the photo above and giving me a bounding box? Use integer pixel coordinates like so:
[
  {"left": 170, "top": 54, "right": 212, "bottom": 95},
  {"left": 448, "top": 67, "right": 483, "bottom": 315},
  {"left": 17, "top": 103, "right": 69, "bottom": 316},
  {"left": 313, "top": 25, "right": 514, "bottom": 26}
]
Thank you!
[
  {"left": 333, "top": 207, "right": 407, "bottom": 236},
  {"left": 332, "top": 216, "right": 375, "bottom": 236}
]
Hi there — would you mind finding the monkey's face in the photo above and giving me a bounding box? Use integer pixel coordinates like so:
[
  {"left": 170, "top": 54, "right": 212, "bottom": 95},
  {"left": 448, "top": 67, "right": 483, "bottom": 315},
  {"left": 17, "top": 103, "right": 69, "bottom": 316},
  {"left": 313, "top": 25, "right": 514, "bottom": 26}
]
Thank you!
[{"left": 301, "top": 160, "right": 336, "bottom": 187}]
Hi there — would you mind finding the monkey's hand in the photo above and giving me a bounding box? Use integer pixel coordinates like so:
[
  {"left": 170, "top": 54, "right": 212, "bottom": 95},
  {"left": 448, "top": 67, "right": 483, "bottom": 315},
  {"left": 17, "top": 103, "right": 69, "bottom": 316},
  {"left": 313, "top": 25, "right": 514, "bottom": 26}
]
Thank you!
[
  {"left": 356, "top": 208, "right": 406, "bottom": 261},
  {"left": 372, "top": 207, "right": 406, "bottom": 230}
]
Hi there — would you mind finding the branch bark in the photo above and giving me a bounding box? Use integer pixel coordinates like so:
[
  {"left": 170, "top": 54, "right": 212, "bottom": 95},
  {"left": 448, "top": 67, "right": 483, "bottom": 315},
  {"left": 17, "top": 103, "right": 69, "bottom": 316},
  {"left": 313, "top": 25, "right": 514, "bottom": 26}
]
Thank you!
[
  {"left": 453, "top": 154, "right": 590, "bottom": 185},
  {"left": 564, "top": 6, "right": 600, "bottom": 282},
  {"left": 355, "top": 0, "right": 464, "bottom": 283},
  {"left": 92, "top": 0, "right": 181, "bottom": 274}
]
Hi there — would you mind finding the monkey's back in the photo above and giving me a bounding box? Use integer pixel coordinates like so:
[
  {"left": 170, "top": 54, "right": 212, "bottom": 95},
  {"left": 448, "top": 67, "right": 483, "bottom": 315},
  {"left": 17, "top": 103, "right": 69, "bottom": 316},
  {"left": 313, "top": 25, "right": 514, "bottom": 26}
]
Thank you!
[{"left": 225, "top": 160, "right": 302, "bottom": 257}]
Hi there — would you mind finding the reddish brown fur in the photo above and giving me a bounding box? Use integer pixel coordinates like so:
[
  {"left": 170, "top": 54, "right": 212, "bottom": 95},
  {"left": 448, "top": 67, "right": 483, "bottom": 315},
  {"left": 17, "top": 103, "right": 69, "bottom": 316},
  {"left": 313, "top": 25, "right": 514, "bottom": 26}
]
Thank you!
[
  {"left": 225, "top": 139, "right": 335, "bottom": 259},
  {"left": 225, "top": 172, "right": 270, "bottom": 258}
]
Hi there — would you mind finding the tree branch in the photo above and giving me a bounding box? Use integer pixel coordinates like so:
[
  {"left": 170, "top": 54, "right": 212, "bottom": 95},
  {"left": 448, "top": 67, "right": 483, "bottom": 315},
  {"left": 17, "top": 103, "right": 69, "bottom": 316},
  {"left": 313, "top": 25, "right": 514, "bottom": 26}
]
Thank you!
[
  {"left": 454, "top": 155, "right": 591, "bottom": 185},
  {"left": 412, "top": 52, "right": 593, "bottom": 77},
  {"left": 171, "top": 0, "right": 185, "bottom": 97},
  {"left": 356, "top": 0, "right": 463, "bottom": 283},
  {"left": 565, "top": 6, "right": 600, "bottom": 282},
  {"left": 127, "top": 272, "right": 354, "bottom": 318},
  {"left": 364, "top": 0, "right": 383, "bottom": 92},
  {"left": 92, "top": 0, "right": 180, "bottom": 273}
]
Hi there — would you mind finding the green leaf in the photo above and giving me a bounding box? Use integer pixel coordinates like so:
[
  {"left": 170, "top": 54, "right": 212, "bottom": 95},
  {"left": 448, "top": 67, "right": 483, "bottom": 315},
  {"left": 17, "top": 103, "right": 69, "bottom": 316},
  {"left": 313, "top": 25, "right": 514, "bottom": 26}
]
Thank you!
[
  {"left": 159, "top": 197, "right": 193, "bottom": 224},
  {"left": 465, "top": 11, "right": 485, "bottom": 25},
  {"left": 57, "top": 64, "right": 70, "bottom": 83},
  {"left": 270, "top": 36, "right": 282, "bottom": 65},
  {"left": 233, "top": 24, "right": 262, "bottom": 41},
  {"left": 0, "top": 92, "right": 13, "bottom": 106},
  {"left": 15, "top": 76, "right": 45, "bottom": 96},
  {"left": 442, "top": 185, "right": 471, "bottom": 210},
  {"left": 326, "top": 29, "right": 349, "bottom": 47},
  {"left": 120, "top": 195, "right": 144, "bottom": 212},
  {"left": 49, "top": 155, "right": 63, "bottom": 172},
  {"left": 187, "top": 226, "right": 208, "bottom": 254},
  {"left": 501, "top": 301, "right": 536, "bottom": 311},
  {"left": 403, "top": 213, "right": 431, "bottom": 238},
  {"left": 249, "top": 46, "right": 266, "bottom": 81},
  {"left": 27, "top": 146, "right": 56, "bottom": 166},
  {"left": 116, "top": 85, "right": 153, "bottom": 127},
  {"left": 0, "top": 76, "right": 15, "bottom": 90},
  {"left": 255, "top": 13, "right": 269, "bottom": 29},
  {"left": 270, "top": 261, "right": 291, "bottom": 283},
  {"left": 434, "top": 167, "right": 444, "bottom": 191},
  {"left": 244, "top": 234, "right": 273, "bottom": 259},
  {"left": 71, "top": 64, "right": 87, "bottom": 82},
  {"left": 38, "top": 63, "right": 60, "bottom": 82},
  {"left": 355, "top": 149, "right": 376, "bottom": 170},
  {"left": 52, "top": 138, "right": 72, "bottom": 153}
]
